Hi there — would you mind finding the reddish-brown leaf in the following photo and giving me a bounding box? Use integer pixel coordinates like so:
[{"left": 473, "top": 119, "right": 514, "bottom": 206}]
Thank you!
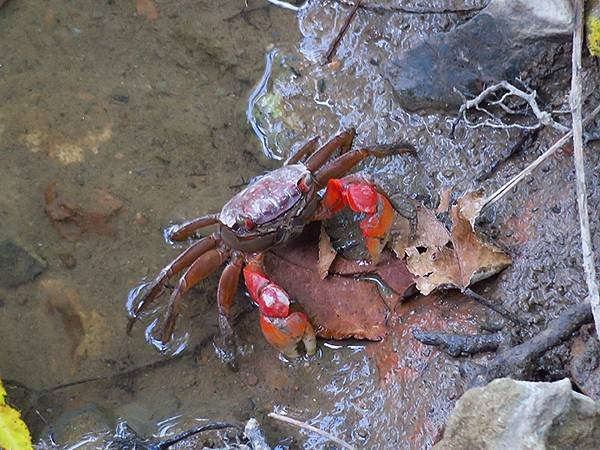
[
  {"left": 136, "top": 0, "right": 158, "bottom": 21},
  {"left": 44, "top": 183, "right": 123, "bottom": 240},
  {"left": 265, "top": 224, "right": 415, "bottom": 340}
]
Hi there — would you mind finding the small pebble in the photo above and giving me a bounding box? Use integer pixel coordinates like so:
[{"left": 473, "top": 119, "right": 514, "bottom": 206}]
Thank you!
[
  {"left": 58, "top": 253, "right": 77, "bottom": 269},
  {"left": 245, "top": 373, "right": 259, "bottom": 386},
  {"left": 111, "top": 94, "right": 129, "bottom": 104}
]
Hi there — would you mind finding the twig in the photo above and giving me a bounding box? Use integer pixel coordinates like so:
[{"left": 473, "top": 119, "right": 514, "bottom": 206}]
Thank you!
[
  {"left": 413, "top": 329, "right": 503, "bottom": 357},
  {"left": 324, "top": 0, "right": 362, "bottom": 64},
  {"left": 156, "top": 422, "right": 242, "bottom": 449},
  {"left": 463, "top": 288, "right": 528, "bottom": 327},
  {"left": 268, "top": 412, "right": 357, "bottom": 450},
  {"left": 467, "top": 302, "right": 593, "bottom": 387},
  {"left": 571, "top": 0, "right": 600, "bottom": 338},
  {"left": 455, "top": 81, "right": 570, "bottom": 134},
  {"left": 480, "top": 102, "right": 600, "bottom": 212}
]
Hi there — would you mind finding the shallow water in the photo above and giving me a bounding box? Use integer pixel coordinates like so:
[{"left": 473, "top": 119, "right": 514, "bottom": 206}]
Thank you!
[{"left": 2, "top": 0, "right": 600, "bottom": 449}]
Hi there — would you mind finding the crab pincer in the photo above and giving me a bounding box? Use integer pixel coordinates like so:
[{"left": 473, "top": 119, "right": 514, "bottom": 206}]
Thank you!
[
  {"left": 243, "top": 258, "right": 316, "bottom": 358},
  {"left": 316, "top": 176, "right": 395, "bottom": 263}
]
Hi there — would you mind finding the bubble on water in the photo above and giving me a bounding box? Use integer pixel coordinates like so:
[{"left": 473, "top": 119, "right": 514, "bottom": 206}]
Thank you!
[
  {"left": 125, "top": 281, "right": 166, "bottom": 320},
  {"left": 145, "top": 318, "right": 189, "bottom": 356}
]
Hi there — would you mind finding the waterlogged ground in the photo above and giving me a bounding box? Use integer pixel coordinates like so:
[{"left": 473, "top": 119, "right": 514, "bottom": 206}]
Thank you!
[{"left": 1, "top": 0, "right": 600, "bottom": 449}]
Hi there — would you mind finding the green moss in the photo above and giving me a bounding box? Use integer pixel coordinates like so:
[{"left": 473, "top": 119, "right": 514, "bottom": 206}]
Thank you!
[{"left": 587, "top": 15, "right": 600, "bottom": 57}]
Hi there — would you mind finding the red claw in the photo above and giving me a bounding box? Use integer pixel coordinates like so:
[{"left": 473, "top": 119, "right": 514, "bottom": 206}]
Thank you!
[
  {"left": 259, "top": 312, "right": 317, "bottom": 358},
  {"left": 319, "top": 177, "right": 395, "bottom": 262},
  {"left": 243, "top": 265, "right": 289, "bottom": 318}
]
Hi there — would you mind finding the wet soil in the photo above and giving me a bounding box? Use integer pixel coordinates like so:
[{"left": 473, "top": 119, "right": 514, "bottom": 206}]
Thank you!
[{"left": 1, "top": 0, "right": 600, "bottom": 449}]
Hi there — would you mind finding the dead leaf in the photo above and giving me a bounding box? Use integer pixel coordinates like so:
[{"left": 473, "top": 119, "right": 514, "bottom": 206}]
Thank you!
[
  {"left": 136, "top": 0, "right": 159, "bottom": 21},
  {"left": 437, "top": 187, "right": 453, "bottom": 213},
  {"left": 405, "top": 246, "right": 461, "bottom": 296},
  {"left": 317, "top": 225, "right": 337, "bottom": 279},
  {"left": 456, "top": 189, "right": 486, "bottom": 227},
  {"left": 265, "top": 224, "right": 415, "bottom": 340},
  {"left": 393, "top": 191, "right": 511, "bottom": 295},
  {"left": 450, "top": 200, "right": 512, "bottom": 286},
  {"left": 392, "top": 205, "right": 450, "bottom": 259},
  {"left": 44, "top": 183, "right": 123, "bottom": 240}
]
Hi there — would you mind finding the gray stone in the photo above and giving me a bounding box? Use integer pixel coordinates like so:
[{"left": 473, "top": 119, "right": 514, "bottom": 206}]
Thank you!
[
  {"left": 0, "top": 238, "right": 47, "bottom": 287},
  {"left": 433, "top": 378, "right": 600, "bottom": 450},
  {"left": 52, "top": 403, "right": 114, "bottom": 445},
  {"left": 385, "top": 0, "right": 574, "bottom": 112}
]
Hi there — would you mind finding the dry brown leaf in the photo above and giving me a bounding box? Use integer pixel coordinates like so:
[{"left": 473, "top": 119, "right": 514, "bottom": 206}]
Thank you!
[
  {"left": 405, "top": 246, "right": 461, "bottom": 296},
  {"left": 317, "top": 225, "right": 337, "bottom": 279},
  {"left": 392, "top": 205, "right": 450, "bottom": 258},
  {"left": 437, "top": 187, "right": 453, "bottom": 213},
  {"left": 450, "top": 199, "right": 512, "bottom": 287},
  {"left": 136, "top": 0, "right": 159, "bottom": 21},
  {"left": 392, "top": 191, "right": 511, "bottom": 295}
]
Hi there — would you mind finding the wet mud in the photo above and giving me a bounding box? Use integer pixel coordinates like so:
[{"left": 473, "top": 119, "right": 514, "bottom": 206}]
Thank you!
[{"left": 1, "top": 0, "right": 600, "bottom": 449}]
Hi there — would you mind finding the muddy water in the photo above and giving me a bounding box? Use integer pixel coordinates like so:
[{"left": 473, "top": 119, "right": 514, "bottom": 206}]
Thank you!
[{"left": 2, "top": 0, "right": 600, "bottom": 449}]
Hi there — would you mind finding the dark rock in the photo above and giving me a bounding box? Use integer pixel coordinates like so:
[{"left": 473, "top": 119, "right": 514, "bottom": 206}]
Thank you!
[
  {"left": 570, "top": 324, "right": 600, "bottom": 401},
  {"left": 0, "top": 238, "right": 47, "bottom": 287},
  {"left": 385, "top": 0, "right": 574, "bottom": 112},
  {"left": 433, "top": 378, "right": 600, "bottom": 449}
]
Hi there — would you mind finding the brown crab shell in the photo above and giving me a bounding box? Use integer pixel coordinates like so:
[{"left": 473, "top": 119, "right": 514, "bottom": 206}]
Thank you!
[{"left": 219, "top": 164, "right": 318, "bottom": 253}]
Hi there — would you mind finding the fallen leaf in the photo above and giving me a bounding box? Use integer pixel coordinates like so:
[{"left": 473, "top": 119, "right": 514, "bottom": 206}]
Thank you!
[
  {"left": 437, "top": 187, "right": 453, "bottom": 213},
  {"left": 317, "top": 225, "right": 337, "bottom": 279},
  {"left": 136, "top": 0, "right": 159, "bottom": 21},
  {"left": 0, "top": 379, "right": 33, "bottom": 450},
  {"left": 450, "top": 197, "right": 512, "bottom": 286},
  {"left": 393, "top": 191, "right": 511, "bottom": 295},
  {"left": 265, "top": 224, "right": 415, "bottom": 340},
  {"left": 405, "top": 246, "right": 461, "bottom": 296},
  {"left": 44, "top": 183, "right": 123, "bottom": 240},
  {"left": 392, "top": 205, "right": 450, "bottom": 258}
]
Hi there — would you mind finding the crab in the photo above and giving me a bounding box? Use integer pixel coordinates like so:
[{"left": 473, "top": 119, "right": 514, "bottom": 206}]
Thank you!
[{"left": 127, "top": 129, "right": 412, "bottom": 361}]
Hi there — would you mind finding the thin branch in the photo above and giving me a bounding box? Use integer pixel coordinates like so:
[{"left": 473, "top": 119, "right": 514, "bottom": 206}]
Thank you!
[
  {"left": 570, "top": 0, "right": 600, "bottom": 336},
  {"left": 268, "top": 412, "right": 357, "bottom": 450},
  {"left": 480, "top": 102, "right": 600, "bottom": 212},
  {"left": 468, "top": 302, "right": 593, "bottom": 387},
  {"left": 455, "top": 81, "right": 570, "bottom": 134},
  {"left": 324, "top": 0, "right": 362, "bottom": 64}
]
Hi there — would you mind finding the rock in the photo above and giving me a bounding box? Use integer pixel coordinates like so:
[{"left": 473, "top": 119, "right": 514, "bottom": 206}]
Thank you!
[
  {"left": 52, "top": 403, "right": 114, "bottom": 445},
  {"left": 0, "top": 238, "right": 47, "bottom": 287},
  {"left": 385, "top": 0, "right": 574, "bottom": 112},
  {"left": 570, "top": 324, "right": 600, "bottom": 401},
  {"left": 433, "top": 378, "right": 600, "bottom": 449}
]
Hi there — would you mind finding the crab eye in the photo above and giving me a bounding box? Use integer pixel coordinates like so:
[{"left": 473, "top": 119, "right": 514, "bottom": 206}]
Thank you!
[
  {"left": 298, "top": 174, "right": 312, "bottom": 193},
  {"left": 237, "top": 216, "right": 255, "bottom": 230}
]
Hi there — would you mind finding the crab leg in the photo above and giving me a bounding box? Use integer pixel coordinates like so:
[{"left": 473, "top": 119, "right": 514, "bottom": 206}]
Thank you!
[
  {"left": 215, "top": 252, "right": 244, "bottom": 364},
  {"left": 305, "top": 128, "right": 356, "bottom": 172},
  {"left": 126, "top": 233, "right": 220, "bottom": 334},
  {"left": 160, "top": 247, "right": 229, "bottom": 343},
  {"left": 168, "top": 213, "right": 220, "bottom": 241},
  {"left": 314, "top": 176, "right": 395, "bottom": 263},
  {"left": 243, "top": 255, "right": 316, "bottom": 358},
  {"left": 284, "top": 136, "right": 320, "bottom": 165},
  {"left": 314, "top": 143, "right": 414, "bottom": 186}
]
